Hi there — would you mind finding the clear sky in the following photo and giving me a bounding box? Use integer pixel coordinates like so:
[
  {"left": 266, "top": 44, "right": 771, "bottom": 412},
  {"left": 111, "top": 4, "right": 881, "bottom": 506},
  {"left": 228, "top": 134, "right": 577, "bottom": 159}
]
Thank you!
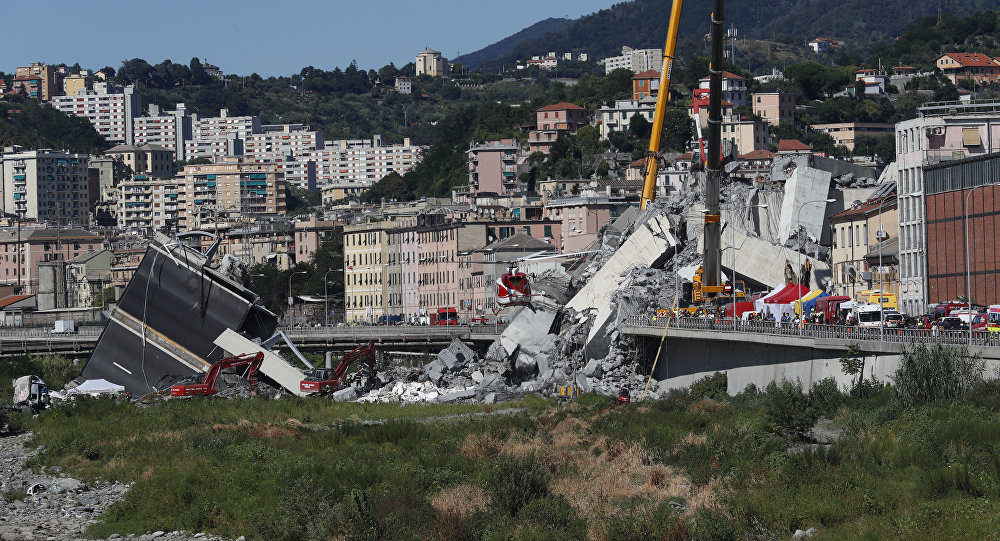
[{"left": 3, "top": 0, "right": 616, "bottom": 77}]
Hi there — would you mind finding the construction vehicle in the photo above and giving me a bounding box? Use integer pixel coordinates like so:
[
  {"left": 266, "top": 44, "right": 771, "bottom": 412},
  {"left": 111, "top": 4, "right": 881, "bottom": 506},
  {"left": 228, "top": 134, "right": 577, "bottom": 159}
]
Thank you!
[
  {"left": 615, "top": 386, "right": 632, "bottom": 405},
  {"left": 170, "top": 352, "right": 264, "bottom": 397},
  {"left": 12, "top": 375, "right": 50, "bottom": 412},
  {"left": 557, "top": 384, "right": 580, "bottom": 402},
  {"left": 300, "top": 341, "right": 377, "bottom": 394}
]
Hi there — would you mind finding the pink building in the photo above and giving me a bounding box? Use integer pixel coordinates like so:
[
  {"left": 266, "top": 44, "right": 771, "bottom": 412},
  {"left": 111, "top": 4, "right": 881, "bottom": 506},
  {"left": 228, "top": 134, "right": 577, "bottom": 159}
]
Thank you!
[
  {"left": 529, "top": 102, "right": 589, "bottom": 154},
  {"left": 467, "top": 139, "right": 519, "bottom": 196},
  {"left": 416, "top": 222, "right": 488, "bottom": 322},
  {"left": 293, "top": 215, "right": 338, "bottom": 263},
  {"left": 544, "top": 197, "right": 612, "bottom": 253},
  {"left": 0, "top": 228, "right": 105, "bottom": 295}
]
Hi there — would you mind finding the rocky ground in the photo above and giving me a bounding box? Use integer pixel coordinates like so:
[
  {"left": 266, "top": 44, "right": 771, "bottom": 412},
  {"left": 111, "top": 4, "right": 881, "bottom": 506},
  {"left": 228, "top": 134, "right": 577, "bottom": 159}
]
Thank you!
[{"left": 0, "top": 432, "right": 236, "bottom": 541}]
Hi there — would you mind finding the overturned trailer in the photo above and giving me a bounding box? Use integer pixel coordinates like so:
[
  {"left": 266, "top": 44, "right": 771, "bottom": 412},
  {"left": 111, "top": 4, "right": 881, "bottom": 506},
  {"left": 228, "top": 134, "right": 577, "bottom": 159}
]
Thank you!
[{"left": 80, "top": 232, "right": 279, "bottom": 395}]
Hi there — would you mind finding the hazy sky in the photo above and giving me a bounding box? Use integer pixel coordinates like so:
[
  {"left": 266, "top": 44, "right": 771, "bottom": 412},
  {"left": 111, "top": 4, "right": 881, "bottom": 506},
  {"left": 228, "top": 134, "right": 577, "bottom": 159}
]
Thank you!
[{"left": 3, "top": 0, "right": 616, "bottom": 77}]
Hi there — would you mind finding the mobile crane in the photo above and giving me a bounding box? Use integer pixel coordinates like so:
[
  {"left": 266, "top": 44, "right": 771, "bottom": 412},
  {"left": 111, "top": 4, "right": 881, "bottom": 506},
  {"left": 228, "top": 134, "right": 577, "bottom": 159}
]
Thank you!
[
  {"left": 640, "top": 0, "right": 731, "bottom": 311},
  {"left": 300, "top": 341, "right": 377, "bottom": 394},
  {"left": 170, "top": 352, "right": 265, "bottom": 397}
]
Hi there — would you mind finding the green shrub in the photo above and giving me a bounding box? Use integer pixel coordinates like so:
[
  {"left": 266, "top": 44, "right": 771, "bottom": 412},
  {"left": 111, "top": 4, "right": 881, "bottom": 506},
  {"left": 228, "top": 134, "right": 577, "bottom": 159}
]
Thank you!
[
  {"left": 893, "top": 344, "right": 983, "bottom": 407},
  {"left": 515, "top": 494, "right": 587, "bottom": 539},
  {"left": 690, "top": 372, "right": 728, "bottom": 401},
  {"left": 763, "top": 379, "right": 817, "bottom": 440},
  {"left": 485, "top": 454, "right": 550, "bottom": 517},
  {"left": 691, "top": 507, "right": 737, "bottom": 540},
  {"left": 810, "top": 377, "right": 844, "bottom": 417},
  {"left": 340, "top": 489, "right": 381, "bottom": 541},
  {"left": 602, "top": 502, "right": 688, "bottom": 541}
]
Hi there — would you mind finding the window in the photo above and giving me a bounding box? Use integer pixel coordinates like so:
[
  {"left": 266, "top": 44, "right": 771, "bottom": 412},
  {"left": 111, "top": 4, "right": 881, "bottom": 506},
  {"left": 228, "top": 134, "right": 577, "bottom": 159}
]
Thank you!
[{"left": 863, "top": 225, "right": 868, "bottom": 245}]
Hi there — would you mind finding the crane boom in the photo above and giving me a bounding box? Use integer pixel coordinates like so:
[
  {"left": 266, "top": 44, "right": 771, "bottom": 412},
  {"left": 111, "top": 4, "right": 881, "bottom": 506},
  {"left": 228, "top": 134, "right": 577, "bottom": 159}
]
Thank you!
[{"left": 639, "top": 0, "right": 685, "bottom": 210}]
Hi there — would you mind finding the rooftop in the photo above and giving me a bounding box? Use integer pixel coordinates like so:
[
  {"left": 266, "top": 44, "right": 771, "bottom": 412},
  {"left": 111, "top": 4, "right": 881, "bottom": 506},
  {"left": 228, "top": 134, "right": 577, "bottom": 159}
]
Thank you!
[
  {"left": 939, "top": 52, "right": 998, "bottom": 68},
  {"left": 538, "top": 102, "right": 585, "bottom": 112}
]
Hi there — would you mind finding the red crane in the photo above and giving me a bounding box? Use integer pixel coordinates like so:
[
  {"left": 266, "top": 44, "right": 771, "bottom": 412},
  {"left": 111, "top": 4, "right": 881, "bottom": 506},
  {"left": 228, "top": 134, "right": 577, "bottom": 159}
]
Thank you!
[
  {"left": 300, "top": 341, "right": 377, "bottom": 394},
  {"left": 170, "top": 352, "right": 265, "bottom": 397}
]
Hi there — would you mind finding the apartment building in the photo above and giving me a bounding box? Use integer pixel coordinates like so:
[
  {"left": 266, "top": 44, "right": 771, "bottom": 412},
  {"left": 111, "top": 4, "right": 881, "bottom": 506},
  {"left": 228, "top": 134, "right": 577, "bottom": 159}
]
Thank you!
[
  {"left": 293, "top": 215, "right": 339, "bottom": 263},
  {"left": 14, "top": 63, "right": 60, "bottom": 101},
  {"left": 895, "top": 100, "right": 1000, "bottom": 315},
  {"left": 631, "top": 70, "right": 660, "bottom": 100},
  {"left": 117, "top": 176, "right": 179, "bottom": 234},
  {"left": 105, "top": 144, "right": 175, "bottom": 178},
  {"left": 468, "top": 139, "right": 520, "bottom": 196},
  {"left": 688, "top": 89, "right": 768, "bottom": 154},
  {"left": 175, "top": 158, "right": 286, "bottom": 230},
  {"left": 829, "top": 189, "right": 898, "bottom": 300},
  {"left": 752, "top": 92, "right": 794, "bottom": 126},
  {"left": 321, "top": 181, "right": 371, "bottom": 204},
  {"left": 196, "top": 109, "right": 260, "bottom": 141},
  {"left": 545, "top": 196, "right": 612, "bottom": 253},
  {"left": 0, "top": 147, "right": 90, "bottom": 223},
  {"left": 529, "top": 103, "right": 589, "bottom": 154},
  {"left": 0, "top": 228, "right": 104, "bottom": 295},
  {"left": 811, "top": 122, "right": 894, "bottom": 151},
  {"left": 132, "top": 104, "right": 193, "bottom": 159},
  {"left": 244, "top": 125, "right": 324, "bottom": 162},
  {"left": 50, "top": 82, "right": 141, "bottom": 144},
  {"left": 395, "top": 76, "right": 411, "bottom": 94},
  {"left": 281, "top": 136, "right": 422, "bottom": 187},
  {"left": 697, "top": 71, "right": 749, "bottom": 107},
  {"left": 598, "top": 99, "right": 656, "bottom": 140},
  {"left": 416, "top": 48, "right": 448, "bottom": 77},
  {"left": 602, "top": 46, "right": 663, "bottom": 75},
  {"left": 935, "top": 53, "right": 1000, "bottom": 85},
  {"left": 62, "top": 71, "right": 92, "bottom": 96},
  {"left": 922, "top": 153, "right": 1000, "bottom": 307},
  {"left": 343, "top": 221, "right": 389, "bottom": 323}
]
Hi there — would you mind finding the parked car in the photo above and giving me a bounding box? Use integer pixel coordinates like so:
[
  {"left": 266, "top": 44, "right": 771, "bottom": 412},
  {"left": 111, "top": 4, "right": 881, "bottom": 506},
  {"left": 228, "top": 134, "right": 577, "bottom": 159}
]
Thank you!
[{"left": 884, "top": 313, "right": 904, "bottom": 328}]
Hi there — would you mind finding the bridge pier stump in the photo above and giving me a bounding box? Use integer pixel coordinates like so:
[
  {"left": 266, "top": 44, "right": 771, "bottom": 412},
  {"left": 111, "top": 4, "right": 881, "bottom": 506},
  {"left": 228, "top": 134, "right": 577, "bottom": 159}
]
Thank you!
[{"left": 325, "top": 351, "right": 333, "bottom": 369}]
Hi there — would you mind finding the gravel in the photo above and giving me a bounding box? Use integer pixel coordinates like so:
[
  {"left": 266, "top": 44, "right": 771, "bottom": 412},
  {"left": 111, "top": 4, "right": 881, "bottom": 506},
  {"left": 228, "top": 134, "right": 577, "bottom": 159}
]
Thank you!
[{"left": 0, "top": 432, "right": 236, "bottom": 541}]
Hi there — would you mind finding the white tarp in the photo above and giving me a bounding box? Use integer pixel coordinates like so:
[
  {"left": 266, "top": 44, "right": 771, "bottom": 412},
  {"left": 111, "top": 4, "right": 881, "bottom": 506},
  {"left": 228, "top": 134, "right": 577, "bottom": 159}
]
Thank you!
[{"left": 67, "top": 379, "right": 126, "bottom": 397}]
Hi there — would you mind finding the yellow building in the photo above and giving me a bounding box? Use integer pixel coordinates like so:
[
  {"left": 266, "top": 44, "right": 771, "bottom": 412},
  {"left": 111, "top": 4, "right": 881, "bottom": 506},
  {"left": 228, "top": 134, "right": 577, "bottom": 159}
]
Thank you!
[
  {"left": 175, "top": 157, "right": 286, "bottom": 230},
  {"left": 105, "top": 144, "right": 175, "bottom": 178},
  {"left": 14, "top": 63, "right": 60, "bottom": 101},
  {"left": 62, "top": 71, "right": 92, "bottom": 96},
  {"left": 829, "top": 190, "right": 899, "bottom": 301}
]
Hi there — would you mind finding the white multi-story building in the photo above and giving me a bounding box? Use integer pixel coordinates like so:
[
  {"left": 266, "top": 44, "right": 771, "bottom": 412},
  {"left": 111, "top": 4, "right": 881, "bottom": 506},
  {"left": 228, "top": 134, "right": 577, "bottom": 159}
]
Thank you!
[
  {"left": 602, "top": 46, "right": 663, "bottom": 74},
  {"left": 0, "top": 146, "right": 90, "bottom": 223},
  {"left": 50, "top": 82, "right": 140, "bottom": 144},
  {"left": 894, "top": 100, "right": 1000, "bottom": 316},
  {"left": 132, "top": 103, "right": 194, "bottom": 159},
  {"left": 117, "top": 176, "right": 179, "bottom": 233},
  {"left": 698, "top": 71, "right": 749, "bottom": 108},
  {"left": 195, "top": 109, "right": 260, "bottom": 141},
  {"left": 598, "top": 98, "right": 656, "bottom": 140},
  {"left": 244, "top": 125, "right": 325, "bottom": 162}
]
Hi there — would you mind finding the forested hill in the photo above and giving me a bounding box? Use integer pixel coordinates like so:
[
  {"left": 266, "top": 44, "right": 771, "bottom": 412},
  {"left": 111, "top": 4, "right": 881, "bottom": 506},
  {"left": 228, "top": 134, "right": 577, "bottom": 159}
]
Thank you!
[
  {"left": 472, "top": 0, "right": 993, "bottom": 70},
  {"left": 0, "top": 94, "right": 109, "bottom": 154},
  {"left": 453, "top": 18, "right": 573, "bottom": 69}
]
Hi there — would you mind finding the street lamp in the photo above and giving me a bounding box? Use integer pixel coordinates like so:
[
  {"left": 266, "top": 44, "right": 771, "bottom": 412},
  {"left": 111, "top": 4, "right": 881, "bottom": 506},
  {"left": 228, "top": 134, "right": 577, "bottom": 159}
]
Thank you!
[
  {"left": 324, "top": 268, "right": 339, "bottom": 327},
  {"left": 796, "top": 198, "right": 836, "bottom": 334},
  {"left": 728, "top": 203, "right": 768, "bottom": 331},
  {"left": 288, "top": 270, "right": 307, "bottom": 326},
  {"left": 964, "top": 183, "right": 1000, "bottom": 349}
]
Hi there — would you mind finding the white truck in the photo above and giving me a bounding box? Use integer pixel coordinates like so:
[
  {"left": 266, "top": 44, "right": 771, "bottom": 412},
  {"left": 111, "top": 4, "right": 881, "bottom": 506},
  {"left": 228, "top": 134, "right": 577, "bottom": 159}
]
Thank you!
[
  {"left": 12, "top": 375, "right": 50, "bottom": 412},
  {"left": 854, "top": 303, "right": 884, "bottom": 328}
]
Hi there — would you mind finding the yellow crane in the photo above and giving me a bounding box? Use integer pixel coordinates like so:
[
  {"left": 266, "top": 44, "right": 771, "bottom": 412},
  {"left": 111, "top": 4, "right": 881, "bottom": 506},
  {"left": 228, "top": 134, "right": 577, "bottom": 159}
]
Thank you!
[{"left": 639, "top": 0, "right": 685, "bottom": 211}]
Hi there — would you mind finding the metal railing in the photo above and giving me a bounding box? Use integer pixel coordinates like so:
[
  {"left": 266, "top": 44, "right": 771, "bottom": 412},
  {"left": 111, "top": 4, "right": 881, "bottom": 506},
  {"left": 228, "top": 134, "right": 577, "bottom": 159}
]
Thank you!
[{"left": 622, "top": 314, "right": 1000, "bottom": 348}]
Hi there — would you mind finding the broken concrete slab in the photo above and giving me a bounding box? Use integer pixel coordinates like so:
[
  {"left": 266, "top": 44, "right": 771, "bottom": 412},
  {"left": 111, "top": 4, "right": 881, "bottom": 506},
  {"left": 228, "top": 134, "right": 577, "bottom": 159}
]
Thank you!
[
  {"left": 331, "top": 387, "right": 358, "bottom": 402},
  {"left": 213, "top": 329, "right": 307, "bottom": 397},
  {"left": 437, "top": 338, "right": 476, "bottom": 370},
  {"left": 440, "top": 388, "right": 476, "bottom": 402},
  {"left": 582, "top": 359, "right": 602, "bottom": 377}
]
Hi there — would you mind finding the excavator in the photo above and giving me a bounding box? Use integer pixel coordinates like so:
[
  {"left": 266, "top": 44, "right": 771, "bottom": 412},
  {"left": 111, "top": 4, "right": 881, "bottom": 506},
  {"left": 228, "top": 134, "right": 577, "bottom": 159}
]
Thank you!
[
  {"left": 300, "top": 341, "right": 377, "bottom": 395},
  {"left": 170, "top": 352, "right": 265, "bottom": 397}
]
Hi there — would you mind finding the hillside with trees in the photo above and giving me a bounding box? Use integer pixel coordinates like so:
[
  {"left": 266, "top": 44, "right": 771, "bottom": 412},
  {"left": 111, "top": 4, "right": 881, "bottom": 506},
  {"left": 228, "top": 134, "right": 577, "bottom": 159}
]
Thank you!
[
  {"left": 0, "top": 94, "right": 110, "bottom": 154},
  {"left": 471, "top": 0, "right": 993, "bottom": 72}
]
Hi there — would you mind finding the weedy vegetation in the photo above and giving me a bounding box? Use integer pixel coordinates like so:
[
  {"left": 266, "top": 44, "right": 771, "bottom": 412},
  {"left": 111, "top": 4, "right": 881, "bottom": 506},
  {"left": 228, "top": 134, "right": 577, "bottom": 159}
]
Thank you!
[{"left": 12, "top": 343, "right": 1000, "bottom": 539}]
